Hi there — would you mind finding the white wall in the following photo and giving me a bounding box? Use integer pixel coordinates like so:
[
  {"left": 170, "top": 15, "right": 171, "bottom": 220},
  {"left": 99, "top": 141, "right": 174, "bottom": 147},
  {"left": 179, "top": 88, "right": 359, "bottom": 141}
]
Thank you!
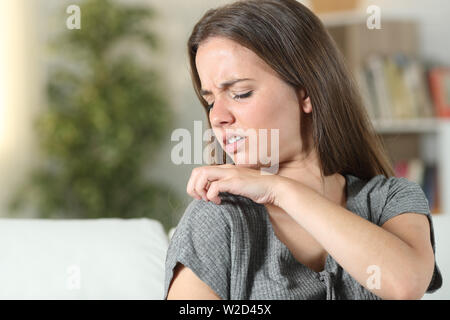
[
  {"left": 0, "top": 0, "right": 43, "bottom": 218},
  {"left": 422, "top": 214, "right": 450, "bottom": 299}
]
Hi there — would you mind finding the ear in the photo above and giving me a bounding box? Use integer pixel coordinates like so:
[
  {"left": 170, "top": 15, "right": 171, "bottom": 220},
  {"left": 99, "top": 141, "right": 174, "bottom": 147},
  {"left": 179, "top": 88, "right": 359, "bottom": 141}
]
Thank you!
[{"left": 299, "top": 89, "right": 312, "bottom": 114}]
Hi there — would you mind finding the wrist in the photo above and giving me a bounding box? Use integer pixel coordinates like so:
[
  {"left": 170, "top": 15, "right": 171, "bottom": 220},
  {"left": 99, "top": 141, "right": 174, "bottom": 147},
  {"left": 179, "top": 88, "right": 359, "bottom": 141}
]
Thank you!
[
  {"left": 272, "top": 175, "right": 320, "bottom": 210},
  {"left": 272, "top": 175, "right": 296, "bottom": 208}
]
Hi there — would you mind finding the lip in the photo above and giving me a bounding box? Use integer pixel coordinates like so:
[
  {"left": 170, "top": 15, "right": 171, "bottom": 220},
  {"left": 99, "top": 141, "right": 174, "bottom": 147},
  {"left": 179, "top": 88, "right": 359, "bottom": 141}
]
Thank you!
[
  {"left": 222, "top": 132, "right": 248, "bottom": 145},
  {"left": 224, "top": 136, "right": 246, "bottom": 154}
]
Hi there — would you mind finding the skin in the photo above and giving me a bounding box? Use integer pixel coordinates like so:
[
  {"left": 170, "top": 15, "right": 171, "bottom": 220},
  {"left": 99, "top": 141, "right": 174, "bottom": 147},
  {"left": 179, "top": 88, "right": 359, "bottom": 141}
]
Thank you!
[{"left": 167, "top": 37, "right": 435, "bottom": 300}]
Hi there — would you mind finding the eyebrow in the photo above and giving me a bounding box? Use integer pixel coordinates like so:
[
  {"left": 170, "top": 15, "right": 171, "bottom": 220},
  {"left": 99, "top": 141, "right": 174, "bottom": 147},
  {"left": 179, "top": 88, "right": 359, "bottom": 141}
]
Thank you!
[{"left": 200, "top": 78, "right": 253, "bottom": 96}]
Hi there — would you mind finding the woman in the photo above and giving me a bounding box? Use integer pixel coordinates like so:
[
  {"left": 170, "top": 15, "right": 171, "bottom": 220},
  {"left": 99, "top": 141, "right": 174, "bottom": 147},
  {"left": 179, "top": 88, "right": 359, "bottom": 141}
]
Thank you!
[{"left": 164, "top": 0, "right": 442, "bottom": 300}]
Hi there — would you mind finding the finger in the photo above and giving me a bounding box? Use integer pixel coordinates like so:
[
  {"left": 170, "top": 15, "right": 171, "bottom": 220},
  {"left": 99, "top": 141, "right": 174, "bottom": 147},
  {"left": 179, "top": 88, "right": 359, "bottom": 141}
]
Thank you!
[
  {"left": 186, "top": 169, "right": 201, "bottom": 200},
  {"left": 188, "top": 166, "right": 235, "bottom": 201},
  {"left": 194, "top": 170, "right": 213, "bottom": 202},
  {"left": 194, "top": 167, "right": 232, "bottom": 202},
  {"left": 206, "top": 179, "right": 235, "bottom": 204},
  {"left": 206, "top": 180, "right": 222, "bottom": 205}
]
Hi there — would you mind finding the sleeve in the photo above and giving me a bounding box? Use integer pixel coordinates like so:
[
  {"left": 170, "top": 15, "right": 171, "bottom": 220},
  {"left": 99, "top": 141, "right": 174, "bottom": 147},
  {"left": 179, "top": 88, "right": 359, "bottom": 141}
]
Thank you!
[
  {"left": 377, "top": 176, "right": 443, "bottom": 293},
  {"left": 163, "top": 198, "right": 232, "bottom": 299}
]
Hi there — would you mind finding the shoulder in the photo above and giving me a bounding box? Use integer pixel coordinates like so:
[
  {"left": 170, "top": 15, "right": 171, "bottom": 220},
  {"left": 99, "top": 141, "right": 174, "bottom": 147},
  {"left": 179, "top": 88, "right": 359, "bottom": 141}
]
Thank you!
[
  {"left": 176, "top": 192, "right": 258, "bottom": 230},
  {"left": 170, "top": 192, "right": 261, "bottom": 247},
  {"left": 347, "top": 173, "right": 427, "bottom": 204},
  {"left": 347, "top": 174, "right": 430, "bottom": 226},
  {"left": 164, "top": 192, "right": 261, "bottom": 300},
  {"left": 347, "top": 173, "right": 406, "bottom": 195}
]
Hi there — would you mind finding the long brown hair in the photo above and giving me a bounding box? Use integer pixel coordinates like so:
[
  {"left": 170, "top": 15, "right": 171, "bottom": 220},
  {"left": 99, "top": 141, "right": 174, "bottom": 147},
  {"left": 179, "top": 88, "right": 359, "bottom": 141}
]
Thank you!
[{"left": 187, "top": 0, "right": 394, "bottom": 181}]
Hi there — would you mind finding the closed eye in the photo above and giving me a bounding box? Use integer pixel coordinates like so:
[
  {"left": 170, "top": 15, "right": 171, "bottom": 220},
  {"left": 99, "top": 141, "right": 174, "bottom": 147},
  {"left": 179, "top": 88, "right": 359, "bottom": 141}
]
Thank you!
[
  {"left": 207, "top": 91, "right": 253, "bottom": 112},
  {"left": 233, "top": 91, "right": 253, "bottom": 101}
]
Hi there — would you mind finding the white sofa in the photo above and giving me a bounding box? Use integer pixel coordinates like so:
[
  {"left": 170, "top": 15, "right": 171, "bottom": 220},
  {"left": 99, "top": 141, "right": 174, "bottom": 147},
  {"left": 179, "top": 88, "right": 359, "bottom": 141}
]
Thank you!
[{"left": 0, "top": 218, "right": 172, "bottom": 299}]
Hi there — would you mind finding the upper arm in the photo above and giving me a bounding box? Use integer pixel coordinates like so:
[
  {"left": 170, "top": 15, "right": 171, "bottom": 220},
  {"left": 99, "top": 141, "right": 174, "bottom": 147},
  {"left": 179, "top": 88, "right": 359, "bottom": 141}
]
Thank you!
[
  {"left": 167, "top": 263, "right": 222, "bottom": 300},
  {"left": 381, "top": 212, "right": 433, "bottom": 256},
  {"left": 164, "top": 198, "right": 234, "bottom": 300},
  {"left": 374, "top": 176, "right": 443, "bottom": 297},
  {"left": 381, "top": 213, "right": 435, "bottom": 295}
]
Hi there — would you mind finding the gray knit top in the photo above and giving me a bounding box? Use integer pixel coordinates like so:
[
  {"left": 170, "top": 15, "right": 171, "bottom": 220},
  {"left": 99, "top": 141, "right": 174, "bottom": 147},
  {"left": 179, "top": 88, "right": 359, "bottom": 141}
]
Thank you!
[{"left": 164, "top": 173, "right": 443, "bottom": 299}]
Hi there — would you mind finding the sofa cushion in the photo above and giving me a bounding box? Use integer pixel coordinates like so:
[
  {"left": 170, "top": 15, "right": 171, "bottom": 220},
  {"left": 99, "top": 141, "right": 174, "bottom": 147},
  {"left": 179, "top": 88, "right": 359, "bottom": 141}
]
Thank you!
[{"left": 0, "top": 218, "right": 168, "bottom": 299}]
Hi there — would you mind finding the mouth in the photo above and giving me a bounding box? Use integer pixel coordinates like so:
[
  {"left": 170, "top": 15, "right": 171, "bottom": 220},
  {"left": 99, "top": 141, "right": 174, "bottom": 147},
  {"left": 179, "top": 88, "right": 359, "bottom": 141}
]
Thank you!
[
  {"left": 222, "top": 131, "right": 248, "bottom": 145},
  {"left": 225, "top": 135, "right": 245, "bottom": 145},
  {"left": 223, "top": 133, "right": 247, "bottom": 154}
]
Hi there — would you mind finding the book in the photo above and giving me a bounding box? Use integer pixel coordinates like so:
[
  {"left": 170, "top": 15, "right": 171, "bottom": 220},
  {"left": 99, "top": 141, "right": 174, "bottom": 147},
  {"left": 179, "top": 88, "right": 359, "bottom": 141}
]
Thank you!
[
  {"left": 356, "top": 67, "right": 377, "bottom": 119},
  {"left": 365, "top": 54, "right": 392, "bottom": 119},
  {"left": 360, "top": 53, "right": 434, "bottom": 120},
  {"left": 407, "top": 158, "right": 425, "bottom": 187},
  {"left": 394, "top": 159, "right": 438, "bottom": 214},
  {"left": 384, "top": 54, "right": 414, "bottom": 119},
  {"left": 428, "top": 68, "right": 450, "bottom": 118},
  {"left": 403, "top": 59, "right": 434, "bottom": 118}
]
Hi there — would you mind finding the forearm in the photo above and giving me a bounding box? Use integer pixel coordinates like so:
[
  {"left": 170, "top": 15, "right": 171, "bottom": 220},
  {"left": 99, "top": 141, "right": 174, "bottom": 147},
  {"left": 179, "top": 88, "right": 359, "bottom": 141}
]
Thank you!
[{"left": 275, "top": 177, "right": 424, "bottom": 300}]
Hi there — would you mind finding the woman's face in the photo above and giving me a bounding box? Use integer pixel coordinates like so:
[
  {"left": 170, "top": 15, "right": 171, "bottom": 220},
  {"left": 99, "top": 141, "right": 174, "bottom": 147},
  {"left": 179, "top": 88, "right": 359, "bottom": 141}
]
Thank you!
[{"left": 195, "top": 37, "right": 311, "bottom": 169}]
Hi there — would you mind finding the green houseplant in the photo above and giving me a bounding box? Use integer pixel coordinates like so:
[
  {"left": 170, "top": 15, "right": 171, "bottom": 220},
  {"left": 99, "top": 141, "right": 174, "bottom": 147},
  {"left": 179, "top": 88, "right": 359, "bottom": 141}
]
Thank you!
[{"left": 9, "top": 0, "right": 182, "bottom": 232}]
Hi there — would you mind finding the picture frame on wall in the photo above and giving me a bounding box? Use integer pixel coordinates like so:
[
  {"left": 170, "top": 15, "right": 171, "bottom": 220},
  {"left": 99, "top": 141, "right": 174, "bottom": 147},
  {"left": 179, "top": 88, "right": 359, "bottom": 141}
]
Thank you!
[{"left": 429, "top": 68, "right": 450, "bottom": 118}]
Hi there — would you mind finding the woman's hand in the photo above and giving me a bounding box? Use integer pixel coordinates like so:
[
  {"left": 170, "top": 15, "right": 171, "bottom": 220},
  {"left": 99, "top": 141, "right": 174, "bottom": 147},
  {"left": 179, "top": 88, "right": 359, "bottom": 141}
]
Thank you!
[{"left": 186, "top": 164, "right": 284, "bottom": 206}]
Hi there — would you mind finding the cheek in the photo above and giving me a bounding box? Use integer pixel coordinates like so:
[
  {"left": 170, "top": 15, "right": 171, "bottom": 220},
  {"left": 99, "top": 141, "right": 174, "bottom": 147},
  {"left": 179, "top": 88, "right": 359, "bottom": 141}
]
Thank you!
[
  {"left": 240, "top": 95, "right": 283, "bottom": 129},
  {"left": 257, "top": 97, "right": 302, "bottom": 157},
  {"left": 249, "top": 94, "right": 300, "bottom": 137},
  {"left": 241, "top": 100, "right": 301, "bottom": 159}
]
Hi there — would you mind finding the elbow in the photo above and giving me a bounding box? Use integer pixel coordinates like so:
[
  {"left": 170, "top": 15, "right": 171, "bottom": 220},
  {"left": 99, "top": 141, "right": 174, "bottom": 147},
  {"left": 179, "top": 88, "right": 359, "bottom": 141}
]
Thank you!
[
  {"left": 391, "top": 251, "right": 434, "bottom": 300},
  {"left": 393, "top": 286, "right": 424, "bottom": 300},
  {"left": 392, "top": 273, "right": 426, "bottom": 300}
]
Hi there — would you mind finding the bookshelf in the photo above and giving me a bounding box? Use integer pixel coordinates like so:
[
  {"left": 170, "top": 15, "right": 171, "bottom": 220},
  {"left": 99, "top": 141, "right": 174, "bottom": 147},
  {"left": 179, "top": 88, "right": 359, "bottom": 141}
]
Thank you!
[
  {"left": 371, "top": 118, "right": 443, "bottom": 134},
  {"left": 319, "top": 12, "right": 450, "bottom": 215},
  {"left": 371, "top": 118, "right": 450, "bottom": 215}
]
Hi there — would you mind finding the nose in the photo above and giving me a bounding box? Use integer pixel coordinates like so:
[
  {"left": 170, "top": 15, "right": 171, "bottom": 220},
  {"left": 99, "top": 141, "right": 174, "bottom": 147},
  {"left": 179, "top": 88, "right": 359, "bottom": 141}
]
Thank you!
[{"left": 209, "top": 97, "right": 235, "bottom": 127}]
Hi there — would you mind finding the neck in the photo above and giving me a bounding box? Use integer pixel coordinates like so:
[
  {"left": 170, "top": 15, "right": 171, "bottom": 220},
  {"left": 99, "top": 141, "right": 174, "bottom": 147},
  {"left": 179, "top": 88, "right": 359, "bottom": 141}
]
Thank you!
[{"left": 275, "top": 151, "right": 346, "bottom": 208}]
